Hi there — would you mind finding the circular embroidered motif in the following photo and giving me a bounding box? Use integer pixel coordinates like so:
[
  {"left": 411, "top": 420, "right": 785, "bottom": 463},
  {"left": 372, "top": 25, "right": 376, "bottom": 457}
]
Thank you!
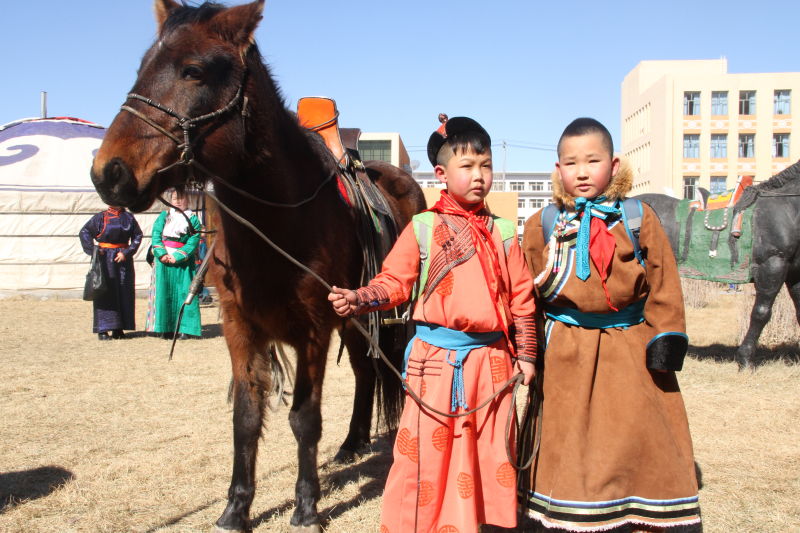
[
  {"left": 431, "top": 426, "right": 450, "bottom": 451},
  {"left": 456, "top": 472, "right": 474, "bottom": 498},
  {"left": 380, "top": 525, "right": 390, "bottom": 533},
  {"left": 437, "top": 526, "right": 460, "bottom": 533},
  {"left": 496, "top": 461, "right": 515, "bottom": 487},
  {"left": 396, "top": 427, "right": 419, "bottom": 463},
  {"left": 489, "top": 355, "right": 506, "bottom": 384},
  {"left": 418, "top": 480, "right": 435, "bottom": 506}
]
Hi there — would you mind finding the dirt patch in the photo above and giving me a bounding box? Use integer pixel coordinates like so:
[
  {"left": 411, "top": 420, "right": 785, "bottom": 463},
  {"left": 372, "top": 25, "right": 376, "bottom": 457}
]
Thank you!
[{"left": 0, "top": 297, "right": 798, "bottom": 532}]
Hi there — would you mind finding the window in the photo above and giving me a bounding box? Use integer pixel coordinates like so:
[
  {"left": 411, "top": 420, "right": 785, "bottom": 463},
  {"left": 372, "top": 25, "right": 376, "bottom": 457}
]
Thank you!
[
  {"left": 528, "top": 181, "right": 544, "bottom": 191},
  {"left": 517, "top": 198, "right": 526, "bottom": 209},
  {"left": 738, "top": 134, "right": 755, "bottom": 158},
  {"left": 774, "top": 90, "right": 791, "bottom": 115},
  {"left": 773, "top": 133, "right": 790, "bottom": 158},
  {"left": 683, "top": 176, "right": 698, "bottom": 200},
  {"left": 710, "top": 177, "right": 727, "bottom": 195},
  {"left": 739, "top": 91, "right": 756, "bottom": 115},
  {"left": 509, "top": 181, "right": 525, "bottom": 192},
  {"left": 517, "top": 217, "right": 525, "bottom": 227},
  {"left": 711, "top": 91, "right": 728, "bottom": 115},
  {"left": 359, "top": 140, "right": 392, "bottom": 163},
  {"left": 530, "top": 198, "right": 544, "bottom": 209},
  {"left": 683, "top": 91, "right": 701, "bottom": 115},
  {"left": 710, "top": 134, "right": 727, "bottom": 158},
  {"left": 683, "top": 134, "right": 700, "bottom": 159},
  {"left": 491, "top": 182, "right": 505, "bottom": 191}
]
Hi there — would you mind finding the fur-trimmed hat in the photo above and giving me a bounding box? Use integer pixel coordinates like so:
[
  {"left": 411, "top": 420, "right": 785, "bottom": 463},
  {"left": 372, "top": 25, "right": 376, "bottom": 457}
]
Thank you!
[
  {"left": 550, "top": 156, "right": 634, "bottom": 209},
  {"left": 426, "top": 114, "right": 490, "bottom": 166}
]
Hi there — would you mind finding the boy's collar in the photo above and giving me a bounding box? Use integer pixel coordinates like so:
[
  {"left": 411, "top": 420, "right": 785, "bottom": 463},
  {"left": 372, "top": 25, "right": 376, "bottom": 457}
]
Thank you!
[{"left": 550, "top": 156, "right": 634, "bottom": 209}]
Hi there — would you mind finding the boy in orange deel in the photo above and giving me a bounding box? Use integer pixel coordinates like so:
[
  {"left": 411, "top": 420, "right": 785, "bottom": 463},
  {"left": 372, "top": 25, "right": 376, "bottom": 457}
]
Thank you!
[
  {"left": 519, "top": 117, "right": 701, "bottom": 532},
  {"left": 328, "top": 115, "right": 537, "bottom": 533}
]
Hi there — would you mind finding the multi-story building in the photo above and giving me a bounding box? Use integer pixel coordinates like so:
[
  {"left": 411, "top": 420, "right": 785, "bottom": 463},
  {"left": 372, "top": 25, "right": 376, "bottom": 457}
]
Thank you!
[
  {"left": 413, "top": 171, "right": 553, "bottom": 236},
  {"left": 357, "top": 132, "right": 412, "bottom": 174},
  {"left": 621, "top": 59, "right": 799, "bottom": 198}
]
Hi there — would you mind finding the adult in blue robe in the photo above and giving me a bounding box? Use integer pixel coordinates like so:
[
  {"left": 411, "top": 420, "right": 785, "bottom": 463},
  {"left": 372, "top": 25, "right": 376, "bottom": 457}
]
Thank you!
[{"left": 79, "top": 207, "right": 143, "bottom": 340}]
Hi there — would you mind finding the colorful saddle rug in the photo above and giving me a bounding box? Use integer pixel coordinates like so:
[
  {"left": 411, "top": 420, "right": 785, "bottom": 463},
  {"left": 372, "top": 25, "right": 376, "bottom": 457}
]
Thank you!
[{"left": 675, "top": 192, "right": 755, "bottom": 284}]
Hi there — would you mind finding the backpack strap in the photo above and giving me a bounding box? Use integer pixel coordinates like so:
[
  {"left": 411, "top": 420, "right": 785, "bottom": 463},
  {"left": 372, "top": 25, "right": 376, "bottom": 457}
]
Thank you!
[
  {"left": 492, "top": 216, "right": 518, "bottom": 256},
  {"left": 620, "top": 197, "right": 645, "bottom": 267},
  {"left": 540, "top": 203, "right": 559, "bottom": 242},
  {"left": 412, "top": 211, "right": 435, "bottom": 300}
]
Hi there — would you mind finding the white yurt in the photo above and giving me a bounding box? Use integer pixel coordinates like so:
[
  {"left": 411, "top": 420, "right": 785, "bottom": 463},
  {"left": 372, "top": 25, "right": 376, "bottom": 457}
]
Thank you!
[{"left": 0, "top": 117, "right": 161, "bottom": 297}]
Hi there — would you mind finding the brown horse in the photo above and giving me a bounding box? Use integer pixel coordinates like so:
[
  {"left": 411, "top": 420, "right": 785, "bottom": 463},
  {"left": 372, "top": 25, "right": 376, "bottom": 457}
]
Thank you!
[{"left": 90, "top": 1, "right": 425, "bottom": 531}]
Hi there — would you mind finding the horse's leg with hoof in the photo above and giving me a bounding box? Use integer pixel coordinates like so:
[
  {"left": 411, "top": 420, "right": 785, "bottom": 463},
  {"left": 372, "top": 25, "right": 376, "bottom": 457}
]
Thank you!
[
  {"left": 736, "top": 256, "right": 788, "bottom": 370},
  {"left": 216, "top": 318, "right": 266, "bottom": 532},
  {"left": 288, "top": 336, "right": 327, "bottom": 530},
  {"left": 335, "top": 327, "right": 375, "bottom": 463}
]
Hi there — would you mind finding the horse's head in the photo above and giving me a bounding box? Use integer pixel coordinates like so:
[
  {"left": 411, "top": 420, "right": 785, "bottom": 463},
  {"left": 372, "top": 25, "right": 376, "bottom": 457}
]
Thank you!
[{"left": 91, "top": 0, "right": 264, "bottom": 212}]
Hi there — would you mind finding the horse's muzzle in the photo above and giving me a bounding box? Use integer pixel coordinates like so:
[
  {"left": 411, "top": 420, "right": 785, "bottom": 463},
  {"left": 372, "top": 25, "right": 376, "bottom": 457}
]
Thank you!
[{"left": 91, "top": 158, "right": 151, "bottom": 212}]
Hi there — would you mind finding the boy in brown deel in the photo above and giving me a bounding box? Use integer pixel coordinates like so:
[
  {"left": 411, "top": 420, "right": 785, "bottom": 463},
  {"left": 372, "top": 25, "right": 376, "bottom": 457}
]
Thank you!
[{"left": 519, "top": 117, "right": 701, "bottom": 532}]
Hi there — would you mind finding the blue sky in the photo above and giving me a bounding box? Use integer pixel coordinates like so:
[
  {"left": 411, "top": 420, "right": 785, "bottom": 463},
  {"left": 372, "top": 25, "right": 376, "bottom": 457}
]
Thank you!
[{"left": 3, "top": 1, "right": 799, "bottom": 171}]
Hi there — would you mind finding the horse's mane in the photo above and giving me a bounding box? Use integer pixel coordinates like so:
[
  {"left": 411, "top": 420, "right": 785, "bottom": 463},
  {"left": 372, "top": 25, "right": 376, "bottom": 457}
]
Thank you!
[
  {"left": 163, "top": 2, "right": 225, "bottom": 32},
  {"left": 735, "top": 159, "right": 800, "bottom": 212},
  {"left": 755, "top": 159, "right": 800, "bottom": 191}
]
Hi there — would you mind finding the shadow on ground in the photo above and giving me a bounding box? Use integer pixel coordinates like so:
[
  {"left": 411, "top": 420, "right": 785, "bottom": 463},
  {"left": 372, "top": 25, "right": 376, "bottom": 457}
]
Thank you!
[
  {"left": 689, "top": 343, "right": 800, "bottom": 366},
  {"left": 0, "top": 466, "right": 74, "bottom": 513}
]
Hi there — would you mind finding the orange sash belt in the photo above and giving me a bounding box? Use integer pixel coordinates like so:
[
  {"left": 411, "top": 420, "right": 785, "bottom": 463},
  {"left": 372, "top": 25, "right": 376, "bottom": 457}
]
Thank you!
[{"left": 98, "top": 242, "right": 126, "bottom": 249}]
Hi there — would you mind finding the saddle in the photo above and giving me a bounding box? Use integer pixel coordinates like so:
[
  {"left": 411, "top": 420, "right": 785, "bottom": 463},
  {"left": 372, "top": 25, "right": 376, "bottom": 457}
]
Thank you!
[{"left": 680, "top": 176, "right": 754, "bottom": 262}]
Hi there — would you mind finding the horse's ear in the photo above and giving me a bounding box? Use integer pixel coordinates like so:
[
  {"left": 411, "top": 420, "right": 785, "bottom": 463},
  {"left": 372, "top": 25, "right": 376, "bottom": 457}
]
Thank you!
[
  {"left": 211, "top": 0, "right": 265, "bottom": 49},
  {"left": 154, "top": 0, "right": 180, "bottom": 30}
]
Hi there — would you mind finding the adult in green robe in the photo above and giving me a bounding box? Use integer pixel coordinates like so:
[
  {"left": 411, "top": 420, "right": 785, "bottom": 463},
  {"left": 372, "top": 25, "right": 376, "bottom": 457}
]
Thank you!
[{"left": 145, "top": 191, "right": 202, "bottom": 338}]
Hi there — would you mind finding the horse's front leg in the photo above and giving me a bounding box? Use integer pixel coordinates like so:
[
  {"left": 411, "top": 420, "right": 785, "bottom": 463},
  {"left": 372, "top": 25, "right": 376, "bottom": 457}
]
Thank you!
[
  {"left": 288, "top": 332, "right": 329, "bottom": 532},
  {"left": 736, "top": 255, "right": 788, "bottom": 370},
  {"left": 216, "top": 315, "right": 267, "bottom": 532}
]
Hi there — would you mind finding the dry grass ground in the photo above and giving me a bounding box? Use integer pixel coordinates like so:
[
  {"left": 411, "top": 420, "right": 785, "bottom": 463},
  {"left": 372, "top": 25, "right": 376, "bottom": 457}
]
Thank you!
[{"left": 0, "top": 289, "right": 798, "bottom": 532}]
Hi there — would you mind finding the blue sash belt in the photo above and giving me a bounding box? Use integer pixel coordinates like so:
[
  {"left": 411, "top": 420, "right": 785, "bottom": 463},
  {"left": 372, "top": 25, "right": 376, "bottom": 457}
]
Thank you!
[
  {"left": 404, "top": 323, "right": 503, "bottom": 413},
  {"left": 545, "top": 299, "right": 646, "bottom": 329}
]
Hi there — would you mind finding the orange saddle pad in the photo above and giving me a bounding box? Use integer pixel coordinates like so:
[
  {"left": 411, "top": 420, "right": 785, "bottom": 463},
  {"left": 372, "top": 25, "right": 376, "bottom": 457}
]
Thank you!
[{"left": 297, "top": 97, "right": 346, "bottom": 163}]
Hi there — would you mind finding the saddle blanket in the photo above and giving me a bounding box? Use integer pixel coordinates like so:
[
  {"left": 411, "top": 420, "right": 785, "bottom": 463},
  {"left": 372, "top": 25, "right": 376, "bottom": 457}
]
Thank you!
[{"left": 675, "top": 198, "right": 755, "bottom": 284}]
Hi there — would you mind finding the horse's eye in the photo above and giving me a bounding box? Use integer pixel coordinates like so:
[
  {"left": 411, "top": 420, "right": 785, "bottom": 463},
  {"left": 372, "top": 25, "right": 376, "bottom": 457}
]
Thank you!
[{"left": 181, "top": 65, "right": 204, "bottom": 80}]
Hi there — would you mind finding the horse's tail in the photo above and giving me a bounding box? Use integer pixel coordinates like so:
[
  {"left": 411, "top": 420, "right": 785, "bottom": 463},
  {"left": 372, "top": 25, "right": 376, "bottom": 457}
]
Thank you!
[{"left": 373, "top": 321, "right": 408, "bottom": 430}]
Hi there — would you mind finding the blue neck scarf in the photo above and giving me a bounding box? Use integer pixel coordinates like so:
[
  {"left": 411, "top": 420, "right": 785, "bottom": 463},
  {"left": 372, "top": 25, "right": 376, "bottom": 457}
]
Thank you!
[{"left": 571, "top": 196, "right": 620, "bottom": 281}]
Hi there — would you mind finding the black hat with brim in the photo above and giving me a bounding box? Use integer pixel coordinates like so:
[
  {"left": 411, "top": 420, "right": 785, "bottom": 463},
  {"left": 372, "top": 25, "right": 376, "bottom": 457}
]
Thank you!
[{"left": 426, "top": 116, "right": 490, "bottom": 167}]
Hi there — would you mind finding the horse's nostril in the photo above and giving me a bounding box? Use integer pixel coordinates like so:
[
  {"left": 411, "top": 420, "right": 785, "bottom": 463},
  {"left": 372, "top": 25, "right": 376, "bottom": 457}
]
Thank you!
[{"left": 108, "top": 160, "right": 124, "bottom": 184}]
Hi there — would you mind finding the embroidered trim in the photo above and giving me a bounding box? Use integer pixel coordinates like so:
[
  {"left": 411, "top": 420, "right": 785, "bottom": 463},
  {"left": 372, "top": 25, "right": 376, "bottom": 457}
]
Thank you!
[
  {"left": 521, "top": 490, "right": 701, "bottom": 531},
  {"left": 355, "top": 285, "right": 390, "bottom": 309},
  {"left": 512, "top": 315, "right": 537, "bottom": 361}
]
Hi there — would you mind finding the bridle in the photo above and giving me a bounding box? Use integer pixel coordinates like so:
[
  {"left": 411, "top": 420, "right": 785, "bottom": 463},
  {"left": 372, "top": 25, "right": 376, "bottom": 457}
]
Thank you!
[{"left": 120, "top": 80, "right": 247, "bottom": 186}]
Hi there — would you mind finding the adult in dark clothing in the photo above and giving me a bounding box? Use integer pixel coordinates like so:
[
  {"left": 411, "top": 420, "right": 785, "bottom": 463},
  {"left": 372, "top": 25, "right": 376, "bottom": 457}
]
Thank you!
[{"left": 79, "top": 206, "right": 143, "bottom": 340}]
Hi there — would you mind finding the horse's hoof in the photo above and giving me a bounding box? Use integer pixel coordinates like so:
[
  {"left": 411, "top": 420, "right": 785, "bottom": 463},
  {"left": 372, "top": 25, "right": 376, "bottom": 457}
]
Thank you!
[
  {"left": 333, "top": 447, "right": 358, "bottom": 464},
  {"left": 736, "top": 357, "right": 756, "bottom": 372},
  {"left": 291, "top": 525, "right": 322, "bottom": 533},
  {"left": 214, "top": 526, "right": 246, "bottom": 533},
  {"left": 334, "top": 442, "right": 372, "bottom": 464}
]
